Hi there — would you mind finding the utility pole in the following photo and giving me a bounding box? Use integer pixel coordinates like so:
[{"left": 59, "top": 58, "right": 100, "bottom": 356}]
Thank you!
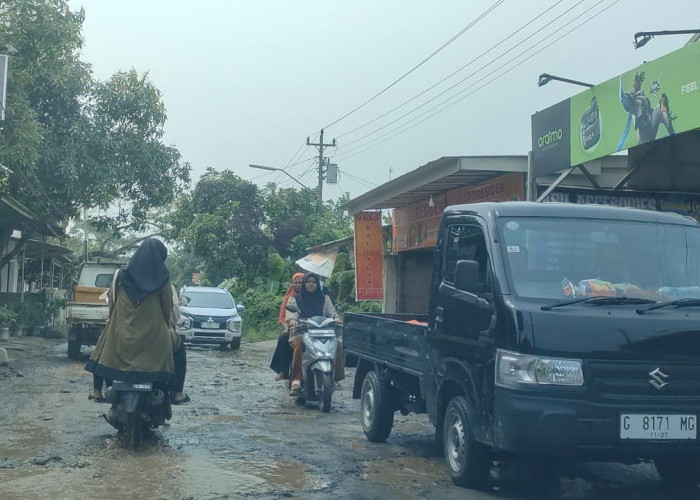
[{"left": 307, "top": 129, "right": 336, "bottom": 205}]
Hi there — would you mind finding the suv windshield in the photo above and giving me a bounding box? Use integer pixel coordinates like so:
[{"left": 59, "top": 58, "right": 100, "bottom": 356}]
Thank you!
[
  {"left": 499, "top": 217, "right": 700, "bottom": 301},
  {"left": 182, "top": 291, "right": 235, "bottom": 309}
]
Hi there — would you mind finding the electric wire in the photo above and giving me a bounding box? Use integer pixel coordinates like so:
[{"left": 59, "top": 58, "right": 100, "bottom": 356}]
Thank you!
[
  {"left": 337, "top": 0, "right": 592, "bottom": 154},
  {"left": 336, "top": 0, "right": 616, "bottom": 162},
  {"left": 322, "top": 0, "right": 506, "bottom": 130},
  {"left": 333, "top": 0, "right": 566, "bottom": 140}
]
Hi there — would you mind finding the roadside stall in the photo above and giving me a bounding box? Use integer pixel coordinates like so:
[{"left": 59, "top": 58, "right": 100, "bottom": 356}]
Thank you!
[{"left": 345, "top": 156, "right": 528, "bottom": 313}]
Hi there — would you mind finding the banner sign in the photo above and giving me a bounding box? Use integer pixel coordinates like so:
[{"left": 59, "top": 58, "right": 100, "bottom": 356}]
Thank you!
[
  {"left": 532, "top": 42, "right": 700, "bottom": 177},
  {"left": 538, "top": 186, "right": 700, "bottom": 219},
  {"left": 354, "top": 211, "right": 384, "bottom": 301},
  {"left": 392, "top": 173, "right": 525, "bottom": 252},
  {"left": 296, "top": 246, "right": 339, "bottom": 279},
  {"left": 392, "top": 195, "right": 445, "bottom": 252}
]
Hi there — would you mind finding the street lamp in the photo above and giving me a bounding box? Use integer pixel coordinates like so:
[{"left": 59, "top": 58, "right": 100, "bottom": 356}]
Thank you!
[
  {"left": 248, "top": 164, "right": 311, "bottom": 190},
  {"left": 634, "top": 29, "right": 700, "bottom": 49},
  {"left": 538, "top": 73, "right": 593, "bottom": 88}
]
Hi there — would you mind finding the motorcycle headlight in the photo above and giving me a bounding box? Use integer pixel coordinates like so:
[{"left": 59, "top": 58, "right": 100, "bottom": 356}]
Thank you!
[
  {"left": 303, "top": 334, "right": 337, "bottom": 358},
  {"left": 227, "top": 318, "right": 242, "bottom": 332},
  {"left": 495, "top": 349, "right": 583, "bottom": 388}
]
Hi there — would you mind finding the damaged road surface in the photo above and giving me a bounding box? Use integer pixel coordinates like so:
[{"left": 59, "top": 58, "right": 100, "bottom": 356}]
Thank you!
[{"left": 0, "top": 337, "right": 693, "bottom": 499}]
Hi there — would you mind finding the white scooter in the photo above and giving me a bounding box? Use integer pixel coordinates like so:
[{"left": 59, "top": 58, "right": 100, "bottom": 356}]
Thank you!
[{"left": 286, "top": 303, "right": 338, "bottom": 412}]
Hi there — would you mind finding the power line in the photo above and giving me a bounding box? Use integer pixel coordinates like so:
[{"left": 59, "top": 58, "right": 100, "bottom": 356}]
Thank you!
[
  {"left": 322, "top": 0, "right": 506, "bottom": 130},
  {"left": 337, "top": 0, "right": 590, "bottom": 154},
  {"left": 334, "top": 0, "right": 566, "bottom": 140},
  {"left": 336, "top": 0, "right": 619, "bottom": 162}
]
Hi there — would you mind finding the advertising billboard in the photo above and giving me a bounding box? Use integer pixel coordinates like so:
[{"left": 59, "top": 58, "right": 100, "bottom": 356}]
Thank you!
[{"left": 532, "top": 41, "right": 700, "bottom": 177}]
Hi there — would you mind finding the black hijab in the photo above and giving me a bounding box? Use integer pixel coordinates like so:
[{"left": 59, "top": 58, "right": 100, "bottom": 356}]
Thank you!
[
  {"left": 117, "top": 238, "right": 170, "bottom": 305},
  {"left": 295, "top": 272, "right": 325, "bottom": 318}
]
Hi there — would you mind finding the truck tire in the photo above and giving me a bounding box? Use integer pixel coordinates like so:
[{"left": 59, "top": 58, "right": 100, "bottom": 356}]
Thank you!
[
  {"left": 443, "top": 395, "right": 491, "bottom": 489},
  {"left": 655, "top": 456, "right": 700, "bottom": 485},
  {"left": 360, "top": 370, "right": 394, "bottom": 442},
  {"left": 67, "top": 340, "right": 81, "bottom": 360},
  {"left": 230, "top": 338, "right": 241, "bottom": 350}
]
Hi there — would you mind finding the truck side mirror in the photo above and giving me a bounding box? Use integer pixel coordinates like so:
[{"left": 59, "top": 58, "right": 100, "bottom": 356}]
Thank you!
[
  {"left": 236, "top": 303, "right": 245, "bottom": 312},
  {"left": 454, "top": 260, "right": 480, "bottom": 294}
]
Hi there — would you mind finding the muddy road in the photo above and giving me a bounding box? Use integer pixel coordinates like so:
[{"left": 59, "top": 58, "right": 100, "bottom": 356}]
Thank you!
[{"left": 0, "top": 337, "right": 695, "bottom": 499}]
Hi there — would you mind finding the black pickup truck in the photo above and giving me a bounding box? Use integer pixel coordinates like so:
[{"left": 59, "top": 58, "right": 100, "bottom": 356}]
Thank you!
[{"left": 344, "top": 201, "right": 700, "bottom": 489}]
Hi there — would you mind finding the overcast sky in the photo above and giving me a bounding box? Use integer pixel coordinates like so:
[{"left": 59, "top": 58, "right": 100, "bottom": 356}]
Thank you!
[{"left": 68, "top": 0, "right": 699, "bottom": 201}]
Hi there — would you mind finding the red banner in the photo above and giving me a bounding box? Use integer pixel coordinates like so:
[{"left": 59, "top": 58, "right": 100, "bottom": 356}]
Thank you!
[{"left": 354, "top": 212, "right": 384, "bottom": 301}]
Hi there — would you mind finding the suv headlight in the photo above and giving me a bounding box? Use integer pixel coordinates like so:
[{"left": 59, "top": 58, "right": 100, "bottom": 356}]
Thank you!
[
  {"left": 227, "top": 318, "right": 242, "bottom": 333},
  {"left": 495, "top": 349, "right": 583, "bottom": 388}
]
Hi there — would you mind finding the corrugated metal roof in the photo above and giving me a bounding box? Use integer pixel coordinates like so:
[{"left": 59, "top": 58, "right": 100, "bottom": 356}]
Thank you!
[{"left": 345, "top": 156, "right": 527, "bottom": 214}]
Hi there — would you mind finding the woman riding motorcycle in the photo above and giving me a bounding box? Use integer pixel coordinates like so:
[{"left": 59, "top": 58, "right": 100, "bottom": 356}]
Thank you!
[
  {"left": 285, "top": 272, "right": 345, "bottom": 392},
  {"left": 85, "top": 238, "right": 188, "bottom": 404},
  {"left": 270, "top": 272, "right": 304, "bottom": 381}
]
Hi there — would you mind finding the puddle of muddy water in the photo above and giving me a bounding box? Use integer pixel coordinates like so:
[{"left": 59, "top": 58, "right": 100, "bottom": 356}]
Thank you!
[
  {"left": 208, "top": 414, "right": 244, "bottom": 423},
  {"left": 179, "top": 453, "right": 311, "bottom": 494}
]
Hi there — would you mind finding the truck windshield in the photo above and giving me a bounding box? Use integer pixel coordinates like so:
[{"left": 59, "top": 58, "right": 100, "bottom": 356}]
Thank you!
[
  {"left": 499, "top": 217, "right": 700, "bottom": 301},
  {"left": 182, "top": 292, "right": 235, "bottom": 309}
]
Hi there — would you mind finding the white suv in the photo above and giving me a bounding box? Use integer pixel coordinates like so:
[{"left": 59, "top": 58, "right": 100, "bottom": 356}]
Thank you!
[{"left": 178, "top": 286, "right": 244, "bottom": 350}]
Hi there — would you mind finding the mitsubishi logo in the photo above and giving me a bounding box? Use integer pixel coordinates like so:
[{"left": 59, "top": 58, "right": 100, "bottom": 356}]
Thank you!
[{"left": 649, "top": 368, "right": 669, "bottom": 390}]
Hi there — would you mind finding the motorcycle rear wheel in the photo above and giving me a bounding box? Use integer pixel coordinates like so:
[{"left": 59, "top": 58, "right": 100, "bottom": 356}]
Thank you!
[{"left": 124, "top": 412, "right": 143, "bottom": 450}]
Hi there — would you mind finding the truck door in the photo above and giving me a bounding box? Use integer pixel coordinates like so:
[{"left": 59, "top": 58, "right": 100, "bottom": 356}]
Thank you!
[
  {"left": 428, "top": 221, "right": 496, "bottom": 429},
  {"left": 435, "top": 222, "right": 495, "bottom": 338}
]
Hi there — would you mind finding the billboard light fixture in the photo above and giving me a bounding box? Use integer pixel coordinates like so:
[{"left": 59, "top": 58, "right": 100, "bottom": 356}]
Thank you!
[
  {"left": 634, "top": 29, "right": 700, "bottom": 49},
  {"left": 538, "top": 73, "right": 593, "bottom": 88}
]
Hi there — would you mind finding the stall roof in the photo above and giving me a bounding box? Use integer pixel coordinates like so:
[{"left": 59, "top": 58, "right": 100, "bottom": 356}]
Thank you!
[{"left": 344, "top": 156, "right": 527, "bottom": 215}]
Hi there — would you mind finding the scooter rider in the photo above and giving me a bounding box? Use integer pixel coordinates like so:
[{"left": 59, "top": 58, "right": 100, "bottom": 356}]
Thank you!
[
  {"left": 285, "top": 272, "right": 345, "bottom": 392},
  {"left": 85, "top": 238, "right": 189, "bottom": 404}
]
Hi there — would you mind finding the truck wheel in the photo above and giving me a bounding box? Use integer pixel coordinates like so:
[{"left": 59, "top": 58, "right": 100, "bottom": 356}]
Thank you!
[
  {"left": 67, "top": 340, "right": 81, "bottom": 360},
  {"left": 655, "top": 456, "right": 700, "bottom": 485},
  {"left": 230, "top": 339, "right": 241, "bottom": 350},
  {"left": 443, "top": 396, "right": 491, "bottom": 489},
  {"left": 360, "top": 370, "right": 394, "bottom": 442}
]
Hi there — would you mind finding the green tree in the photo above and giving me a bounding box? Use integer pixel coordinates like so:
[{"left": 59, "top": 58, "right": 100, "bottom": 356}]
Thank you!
[
  {"left": 0, "top": 0, "right": 190, "bottom": 265},
  {"left": 170, "top": 169, "right": 270, "bottom": 286}
]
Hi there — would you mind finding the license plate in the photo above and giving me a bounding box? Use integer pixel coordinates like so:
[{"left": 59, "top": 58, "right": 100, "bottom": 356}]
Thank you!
[
  {"left": 201, "top": 321, "right": 218, "bottom": 329},
  {"left": 620, "top": 414, "right": 697, "bottom": 440}
]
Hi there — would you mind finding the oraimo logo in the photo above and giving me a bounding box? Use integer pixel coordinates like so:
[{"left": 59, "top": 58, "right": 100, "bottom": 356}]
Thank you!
[{"left": 538, "top": 129, "right": 563, "bottom": 149}]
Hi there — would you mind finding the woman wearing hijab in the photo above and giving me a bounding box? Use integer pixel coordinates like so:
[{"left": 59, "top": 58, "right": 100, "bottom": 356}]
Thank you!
[
  {"left": 285, "top": 272, "right": 345, "bottom": 391},
  {"left": 270, "top": 272, "right": 304, "bottom": 381},
  {"left": 85, "top": 238, "right": 189, "bottom": 404}
]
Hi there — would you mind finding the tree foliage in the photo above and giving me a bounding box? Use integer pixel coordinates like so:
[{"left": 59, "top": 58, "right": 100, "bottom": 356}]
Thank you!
[{"left": 0, "top": 0, "right": 189, "bottom": 264}]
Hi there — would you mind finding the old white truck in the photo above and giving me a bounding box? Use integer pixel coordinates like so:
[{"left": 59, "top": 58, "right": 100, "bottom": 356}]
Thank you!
[{"left": 66, "top": 262, "right": 121, "bottom": 359}]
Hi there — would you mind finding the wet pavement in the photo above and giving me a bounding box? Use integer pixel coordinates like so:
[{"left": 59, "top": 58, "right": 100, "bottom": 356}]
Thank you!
[{"left": 0, "top": 337, "right": 696, "bottom": 499}]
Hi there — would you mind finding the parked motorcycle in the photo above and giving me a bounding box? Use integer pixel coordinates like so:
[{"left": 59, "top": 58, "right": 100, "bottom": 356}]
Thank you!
[
  {"left": 286, "top": 303, "right": 338, "bottom": 412},
  {"left": 103, "top": 380, "right": 171, "bottom": 450}
]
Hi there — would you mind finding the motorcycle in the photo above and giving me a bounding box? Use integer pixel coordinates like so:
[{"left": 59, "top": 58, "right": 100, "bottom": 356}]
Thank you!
[
  {"left": 286, "top": 303, "right": 339, "bottom": 412},
  {"left": 103, "top": 380, "right": 171, "bottom": 450}
]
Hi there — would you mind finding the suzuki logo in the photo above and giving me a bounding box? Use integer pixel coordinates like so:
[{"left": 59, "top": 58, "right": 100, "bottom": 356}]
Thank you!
[{"left": 648, "top": 368, "right": 669, "bottom": 390}]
